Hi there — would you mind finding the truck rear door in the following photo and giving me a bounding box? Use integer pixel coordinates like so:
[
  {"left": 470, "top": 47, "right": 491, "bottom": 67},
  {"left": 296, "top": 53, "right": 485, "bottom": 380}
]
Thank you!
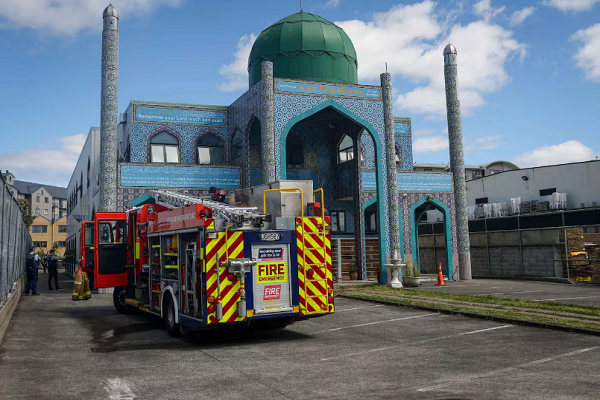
[
  {"left": 80, "top": 221, "right": 95, "bottom": 273},
  {"left": 94, "top": 212, "right": 128, "bottom": 288}
]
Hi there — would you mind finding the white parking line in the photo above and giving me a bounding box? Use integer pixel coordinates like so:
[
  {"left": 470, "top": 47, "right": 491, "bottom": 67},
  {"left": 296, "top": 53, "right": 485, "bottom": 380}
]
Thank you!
[
  {"left": 334, "top": 305, "right": 384, "bottom": 312},
  {"left": 417, "top": 346, "right": 600, "bottom": 392},
  {"left": 311, "top": 313, "right": 439, "bottom": 334},
  {"left": 321, "top": 324, "right": 513, "bottom": 361},
  {"left": 534, "top": 296, "right": 600, "bottom": 302},
  {"left": 416, "top": 325, "right": 513, "bottom": 343}
]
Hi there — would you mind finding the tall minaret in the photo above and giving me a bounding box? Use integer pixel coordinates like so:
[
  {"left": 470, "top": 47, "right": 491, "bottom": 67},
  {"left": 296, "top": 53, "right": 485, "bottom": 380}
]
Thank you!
[
  {"left": 443, "top": 43, "right": 472, "bottom": 280},
  {"left": 99, "top": 4, "right": 119, "bottom": 212}
]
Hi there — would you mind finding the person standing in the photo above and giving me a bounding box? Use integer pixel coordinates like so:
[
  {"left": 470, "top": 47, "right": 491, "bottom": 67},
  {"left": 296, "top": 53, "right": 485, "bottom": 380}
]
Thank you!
[
  {"left": 24, "top": 248, "right": 40, "bottom": 296},
  {"left": 46, "top": 250, "right": 63, "bottom": 291}
]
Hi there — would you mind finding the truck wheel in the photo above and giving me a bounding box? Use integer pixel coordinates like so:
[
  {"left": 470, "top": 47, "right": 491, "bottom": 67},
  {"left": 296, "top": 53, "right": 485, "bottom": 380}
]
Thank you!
[
  {"left": 163, "top": 295, "right": 182, "bottom": 338},
  {"left": 113, "top": 286, "right": 134, "bottom": 314}
]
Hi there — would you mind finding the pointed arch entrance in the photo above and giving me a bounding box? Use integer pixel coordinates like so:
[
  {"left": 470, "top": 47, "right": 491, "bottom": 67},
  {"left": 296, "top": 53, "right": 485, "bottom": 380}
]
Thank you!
[
  {"left": 410, "top": 196, "right": 453, "bottom": 280},
  {"left": 279, "top": 100, "right": 388, "bottom": 282}
]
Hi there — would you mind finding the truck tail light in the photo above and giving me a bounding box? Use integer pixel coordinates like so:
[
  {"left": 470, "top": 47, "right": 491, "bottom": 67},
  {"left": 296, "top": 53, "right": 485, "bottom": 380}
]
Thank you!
[
  {"left": 207, "top": 305, "right": 215, "bottom": 314},
  {"left": 208, "top": 296, "right": 215, "bottom": 303}
]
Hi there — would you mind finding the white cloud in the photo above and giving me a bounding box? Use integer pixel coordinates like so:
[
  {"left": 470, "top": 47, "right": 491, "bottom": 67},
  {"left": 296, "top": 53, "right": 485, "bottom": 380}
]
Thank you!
[
  {"left": 337, "top": 1, "right": 526, "bottom": 118},
  {"left": 510, "top": 7, "right": 536, "bottom": 25},
  {"left": 474, "top": 0, "right": 505, "bottom": 21},
  {"left": 413, "top": 135, "right": 449, "bottom": 154},
  {"left": 512, "top": 140, "right": 596, "bottom": 167},
  {"left": 324, "top": 0, "right": 341, "bottom": 9},
  {"left": 412, "top": 128, "right": 437, "bottom": 137},
  {"left": 465, "top": 135, "right": 502, "bottom": 153},
  {"left": 0, "top": 0, "right": 181, "bottom": 35},
  {"left": 219, "top": 34, "right": 256, "bottom": 92},
  {"left": 571, "top": 23, "right": 600, "bottom": 82},
  {"left": 543, "top": 0, "right": 600, "bottom": 13},
  {"left": 0, "top": 134, "right": 87, "bottom": 186}
]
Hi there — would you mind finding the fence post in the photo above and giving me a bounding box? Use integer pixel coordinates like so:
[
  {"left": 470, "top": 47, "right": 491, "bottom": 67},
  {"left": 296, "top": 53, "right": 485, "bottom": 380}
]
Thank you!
[{"left": 0, "top": 181, "right": 6, "bottom": 301}]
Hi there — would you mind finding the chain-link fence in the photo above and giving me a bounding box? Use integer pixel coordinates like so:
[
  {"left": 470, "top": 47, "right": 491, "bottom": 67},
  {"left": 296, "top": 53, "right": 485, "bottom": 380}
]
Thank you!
[{"left": 0, "top": 174, "right": 32, "bottom": 307}]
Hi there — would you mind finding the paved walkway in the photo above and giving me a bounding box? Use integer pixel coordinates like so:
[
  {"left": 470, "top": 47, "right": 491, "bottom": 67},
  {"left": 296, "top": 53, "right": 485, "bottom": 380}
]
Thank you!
[{"left": 419, "top": 279, "right": 600, "bottom": 307}]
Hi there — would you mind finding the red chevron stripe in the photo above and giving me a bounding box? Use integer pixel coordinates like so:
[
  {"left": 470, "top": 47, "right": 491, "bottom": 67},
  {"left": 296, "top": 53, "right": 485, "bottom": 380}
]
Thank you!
[
  {"left": 306, "top": 285, "right": 326, "bottom": 303},
  {"left": 206, "top": 236, "right": 226, "bottom": 263},
  {"left": 222, "top": 292, "right": 241, "bottom": 321}
]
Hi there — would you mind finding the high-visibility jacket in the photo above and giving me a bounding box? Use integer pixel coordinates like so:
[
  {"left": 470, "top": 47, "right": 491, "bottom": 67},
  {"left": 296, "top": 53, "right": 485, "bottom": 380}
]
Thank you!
[{"left": 72, "top": 267, "right": 92, "bottom": 301}]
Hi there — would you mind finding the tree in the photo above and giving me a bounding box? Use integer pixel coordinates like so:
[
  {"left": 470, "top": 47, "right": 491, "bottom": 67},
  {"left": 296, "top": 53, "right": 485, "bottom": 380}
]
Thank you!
[{"left": 18, "top": 199, "right": 34, "bottom": 230}]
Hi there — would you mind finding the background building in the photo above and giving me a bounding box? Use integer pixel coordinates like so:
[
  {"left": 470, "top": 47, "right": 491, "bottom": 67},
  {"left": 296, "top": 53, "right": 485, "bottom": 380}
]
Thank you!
[
  {"left": 30, "top": 215, "right": 67, "bottom": 256},
  {"left": 414, "top": 160, "right": 518, "bottom": 181}
]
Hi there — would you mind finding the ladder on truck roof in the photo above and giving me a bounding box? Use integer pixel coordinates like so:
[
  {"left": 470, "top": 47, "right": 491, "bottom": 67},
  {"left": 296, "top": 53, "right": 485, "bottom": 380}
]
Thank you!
[{"left": 150, "top": 190, "right": 270, "bottom": 231}]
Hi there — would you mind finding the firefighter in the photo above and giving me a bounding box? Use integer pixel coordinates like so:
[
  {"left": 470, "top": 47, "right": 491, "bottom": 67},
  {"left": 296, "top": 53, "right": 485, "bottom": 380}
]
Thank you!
[{"left": 72, "top": 262, "right": 92, "bottom": 301}]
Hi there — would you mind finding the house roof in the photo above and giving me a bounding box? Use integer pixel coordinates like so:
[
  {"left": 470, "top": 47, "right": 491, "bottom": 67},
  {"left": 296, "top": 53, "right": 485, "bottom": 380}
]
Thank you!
[{"left": 12, "top": 180, "right": 67, "bottom": 199}]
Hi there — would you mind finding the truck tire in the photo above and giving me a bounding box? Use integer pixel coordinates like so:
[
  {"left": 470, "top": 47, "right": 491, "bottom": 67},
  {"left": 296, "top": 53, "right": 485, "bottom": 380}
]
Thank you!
[
  {"left": 163, "top": 294, "right": 182, "bottom": 338},
  {"left": 113, "top": 286, "right": 134, "bottom": 314}
]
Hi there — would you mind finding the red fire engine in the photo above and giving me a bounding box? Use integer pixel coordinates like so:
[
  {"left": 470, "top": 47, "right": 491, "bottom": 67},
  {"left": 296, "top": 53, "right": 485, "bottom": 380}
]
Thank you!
[{"left": 80, "top": 181, "right": 334, "bottom": 336}]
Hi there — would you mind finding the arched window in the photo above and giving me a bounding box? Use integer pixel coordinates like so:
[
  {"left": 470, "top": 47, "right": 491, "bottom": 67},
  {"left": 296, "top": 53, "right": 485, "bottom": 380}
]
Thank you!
[
  {"left": 197, "top": 133, "right": 224, "bottom": 165},
  {"left": 338, "top": 135, "right": 354, "bottom": 164},
  {"left": 395, "top": 145, "right": 402, "bottom": 166},
  {"left": 286, "top": 132, "right": 304, "bottom": 167},
  {"left": 231, "top": 129, "right": 243, "bottom": 160},
  {"left": 150, "top": 131, "right": 179, "bottom": 163}
]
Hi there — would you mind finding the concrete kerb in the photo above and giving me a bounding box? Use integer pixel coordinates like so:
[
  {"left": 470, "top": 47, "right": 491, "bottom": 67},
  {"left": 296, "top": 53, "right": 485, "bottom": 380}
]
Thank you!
[
  {"left": 339, "top": 294, "right": 600, "bottom": 337},
  {"left": 0, "top": 274, "right": 25, "bottom": 345},
  {"left": 472, "top": 276, "right": 576, "bottom": 285}
]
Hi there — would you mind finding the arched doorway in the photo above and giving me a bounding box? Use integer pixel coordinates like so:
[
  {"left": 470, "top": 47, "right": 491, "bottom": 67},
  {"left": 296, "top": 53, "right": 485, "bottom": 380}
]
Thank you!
[
  {"left": 410, "top": 196, "right": 453, "bottom": 279},
  {"left": 280, "top": 101, "right": 387, "bottom": 281}
]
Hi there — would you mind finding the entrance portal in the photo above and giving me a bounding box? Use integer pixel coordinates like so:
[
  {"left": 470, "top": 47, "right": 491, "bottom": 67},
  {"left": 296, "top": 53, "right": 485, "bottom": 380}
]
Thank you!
[{"left": 412, "top": 198, "right": 453, "bottom": 278}]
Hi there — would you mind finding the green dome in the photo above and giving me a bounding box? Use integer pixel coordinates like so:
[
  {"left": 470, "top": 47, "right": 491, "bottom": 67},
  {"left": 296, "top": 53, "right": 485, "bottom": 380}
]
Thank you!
[{"left": 248, "top": 12, "right": 358, "bottom": 88}]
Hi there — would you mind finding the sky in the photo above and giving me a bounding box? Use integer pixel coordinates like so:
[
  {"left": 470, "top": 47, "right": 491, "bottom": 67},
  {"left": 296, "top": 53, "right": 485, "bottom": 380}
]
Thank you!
[{"left": 0, "top": 0, "right": 599, "bottom": 187}]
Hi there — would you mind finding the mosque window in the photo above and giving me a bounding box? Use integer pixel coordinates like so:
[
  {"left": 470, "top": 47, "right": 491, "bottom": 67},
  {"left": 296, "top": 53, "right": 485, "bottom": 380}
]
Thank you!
[
  {"left": 150, "top": 132, "right": 180, "bottom": 163},
  {"left": 197, "top": 133, "right": 224, "bottom": 165},
  {"left": 338, "top": 135, "right": 354, "bottom": 164},
  {"left": 286, "top": 132, "right": 304, "bottom": 167},
  {"left": 330, "top": 211, "right": 346, "bottom": 232},
  {"left": 231, "top": 129, "right": 243, "bottom": 160},
  {"left": 395, "top": 146, "right": 401, "bottom": 166}
]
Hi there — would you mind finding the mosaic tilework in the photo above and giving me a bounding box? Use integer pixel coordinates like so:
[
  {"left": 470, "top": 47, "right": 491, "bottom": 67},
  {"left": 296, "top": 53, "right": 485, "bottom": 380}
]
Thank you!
[
  {"left": 273, "top": 92, "right": 390, "bottom": 256},
  {"left": 444, "top": 55, "right": 471, "bottom": 259},
  {"left": 99, "top": 25, "right": 119, "bottom": 212},
  {"left": 129, "top": 123, "right": 228, "bottom": 164},
  {"left": 261, "top": 62, "right": 276, "bottom": 183},
  {"left": 228, "top": 81, "right": 263, "bottom": 187},
  {"left": 360, "top": 133, "right": 375, "bottom": 169},
  {"left": 381, "top": 73, "right": 401, "bottom": 259}
]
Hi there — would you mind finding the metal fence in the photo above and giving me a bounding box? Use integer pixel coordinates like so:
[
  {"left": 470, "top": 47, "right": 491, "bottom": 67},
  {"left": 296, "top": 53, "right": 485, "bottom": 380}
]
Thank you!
[{"left": 0, "top": 175, "right": 32, "bottom": 307}]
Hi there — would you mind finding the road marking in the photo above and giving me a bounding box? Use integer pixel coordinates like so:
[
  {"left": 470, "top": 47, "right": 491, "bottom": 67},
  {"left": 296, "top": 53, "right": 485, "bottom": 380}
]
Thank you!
[
  {"left": 416, "top": 324, "right": 513, "bottom": 343},
  {"left": 534, "top": 296, "right": 600, "bottom": 302},
  {"left": 334, "top": 305, "right": 384, "bottom": 312},
  {"left": 417, "top": 346, "right": 600, "bottom": 392},
  {"left": 311, "top": 313, "right": 439, "bottom": 334},
  {"left": 321, "top": 324, "right": 512, "bottom": 361},
  {"left": 104, "top": 378, "right": 137, "bottom": 400}
]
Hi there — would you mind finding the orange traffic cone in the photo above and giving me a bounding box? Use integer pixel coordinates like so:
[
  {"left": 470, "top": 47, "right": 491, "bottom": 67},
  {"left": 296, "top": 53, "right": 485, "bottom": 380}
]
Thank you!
[{"left": 435, "top": 262, "right": 447, "bottom": 286}]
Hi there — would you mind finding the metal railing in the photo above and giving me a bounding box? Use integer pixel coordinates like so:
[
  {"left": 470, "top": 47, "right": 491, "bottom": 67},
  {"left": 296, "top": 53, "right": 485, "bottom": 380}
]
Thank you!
[{"left": 0, "top": 175, "right": 32, "bottom": 306}]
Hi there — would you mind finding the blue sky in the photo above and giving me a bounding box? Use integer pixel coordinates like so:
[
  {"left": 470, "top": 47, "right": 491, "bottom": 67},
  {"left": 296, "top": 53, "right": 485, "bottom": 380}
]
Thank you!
[{"left": 0, "top": 0, "right": 599, "bottom": 186}]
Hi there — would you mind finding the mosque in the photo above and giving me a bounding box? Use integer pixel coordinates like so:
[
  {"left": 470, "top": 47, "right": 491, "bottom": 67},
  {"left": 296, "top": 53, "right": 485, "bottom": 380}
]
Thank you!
[{"left": 66, "top": 5, "right": 472, "bottom": 283}]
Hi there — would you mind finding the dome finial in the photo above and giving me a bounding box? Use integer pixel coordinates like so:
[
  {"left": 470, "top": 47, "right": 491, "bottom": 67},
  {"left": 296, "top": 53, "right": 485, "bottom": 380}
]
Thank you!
[
  {"left": 103, "top": 3, "right": 119, "bottom": 19},
  {"left": 444, "top": 43, "right": 457, "bottom": 55}
]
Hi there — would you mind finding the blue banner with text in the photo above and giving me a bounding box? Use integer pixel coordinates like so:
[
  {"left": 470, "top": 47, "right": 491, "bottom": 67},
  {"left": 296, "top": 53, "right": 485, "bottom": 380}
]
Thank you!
[
  {"left": 135, "top": 107, "right": 226, "bottom": 126},
  {"left": 276, "top": 81, "right": 381, "bottom": 99},
  {"left": 120, "top": 165, "right": 240, "bottom": 188}
]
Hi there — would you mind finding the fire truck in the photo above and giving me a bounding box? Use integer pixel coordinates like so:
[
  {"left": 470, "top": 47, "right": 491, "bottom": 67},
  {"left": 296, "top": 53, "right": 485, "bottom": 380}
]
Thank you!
[{"left": 80, "top": 181, "right": 334, "bottom": 336}]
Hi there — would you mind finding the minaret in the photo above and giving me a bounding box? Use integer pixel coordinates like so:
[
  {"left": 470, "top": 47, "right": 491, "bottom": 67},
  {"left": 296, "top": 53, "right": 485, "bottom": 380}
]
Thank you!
[
  {"left": 99, "top": 4, "right": 119, "bottom": 212},
  {"left": 443, "top": 43, "right": 472, "bottom": 280}
]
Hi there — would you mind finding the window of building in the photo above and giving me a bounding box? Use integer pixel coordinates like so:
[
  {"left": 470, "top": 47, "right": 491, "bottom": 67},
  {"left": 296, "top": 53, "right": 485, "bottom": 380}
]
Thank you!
[
  {"left": 395, "top": 146, "right": 401, "bottom": 166},
  {"left": 35, "top": 207, "right": 40, "bottom": 215},
  {"left": 32, "top": 241, "right": 47, "bottom": 248},
  {"left": 41, "top": 190, "right": 43, "bottom": 195},
  {"left": 365, "top": 210, "right": 377, "bottom": 233},
  {"left": 87, "top": 158, "right": 91, "bottom": 188},
  {"left": 44, "top": 209, "right": 48, "bottom": 215},
  {"left": 286, "top": 132, "right": 304, "bottom": 167},
  {"left": 44, "top": 197, "right": 49, "bottom": 203},
  {"left": 330, "top": 211, "right": 346, "bottom": 232},
  {"left": 231, "top": 129, "right": 243, "bottom": 160},
  {"left": 539, "top": 188, "right": 557, "bottom": 197},
  {"left": 32, "top": 225, "right": 48, "bottom": 233},
  {"left": 472, "top": 170, "right": 483, "bottom": 179},
  {"left": 583, "top": 226, "right": 600, "bottom": 234},
  {"left": 338, "top": 135, "right": 354, "bottom": 164},
  {"left": 197, "top": 133, "right": 224, "bottom": 165},
  {"left": 57, "top": 241, "right": 66, "bottom": 248},
  {"left": 150, "top": 132, "right": 180, "bottom": 163},
  {"left": 58, "top": 225, "right": 67, "bottom": 233},
  {"left": 36, "top": 196, "right": 40, "bottom": 202},
  {"left": 424, "top": 168, "right": 433, "bottom": 172},
  {"left": 475, "top": 197, "right": 488, "bottom": 205}
]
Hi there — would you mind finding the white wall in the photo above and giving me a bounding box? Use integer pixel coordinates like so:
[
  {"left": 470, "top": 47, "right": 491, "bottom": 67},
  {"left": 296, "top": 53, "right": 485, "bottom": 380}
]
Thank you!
[{"left": 466, "top": 160, "right": 600, "bottom": 208}]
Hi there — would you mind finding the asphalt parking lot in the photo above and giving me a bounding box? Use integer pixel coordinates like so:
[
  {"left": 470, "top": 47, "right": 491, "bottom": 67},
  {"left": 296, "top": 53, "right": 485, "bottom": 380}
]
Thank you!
[{"left": 2, "top": 274, "right": 600, "bottom": 399}]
